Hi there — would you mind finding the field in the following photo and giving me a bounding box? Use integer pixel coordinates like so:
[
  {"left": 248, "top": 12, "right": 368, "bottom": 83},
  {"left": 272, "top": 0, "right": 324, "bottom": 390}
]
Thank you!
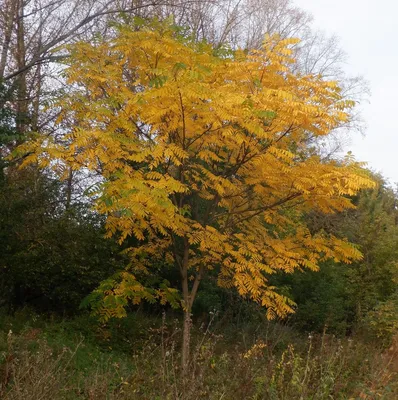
[{"left": 1, "top": 308, "right": 397, "bottom": 399}]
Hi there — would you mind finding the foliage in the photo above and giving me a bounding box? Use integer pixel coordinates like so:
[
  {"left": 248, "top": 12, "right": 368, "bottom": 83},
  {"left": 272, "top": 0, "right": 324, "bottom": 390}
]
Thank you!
[
  {"left": 0, "top": 82, "right": 17, "bottom": 185},
  {"left": 277, "top": 261, "right": 352, "bottom": 335},
  {"left": 344, "top": 180, "right": 398, "bottom": 318},
  {"left": 0, "top": 168, "right": 125, "bottom": 312},
  {"left": 363, "top": 293, "right": 398, "bottom": 346},
  {"left": 82, "top": 271, "right": 181, "bottom": 320},
  {"left": 276, "top": 177, "right": 398, "bottom": 335},
  {"left": 22, "top": 21, "right": 374, "bottom": 322},
  {"left": 0, "top": 82, "right": 17, "bottom": 148}
]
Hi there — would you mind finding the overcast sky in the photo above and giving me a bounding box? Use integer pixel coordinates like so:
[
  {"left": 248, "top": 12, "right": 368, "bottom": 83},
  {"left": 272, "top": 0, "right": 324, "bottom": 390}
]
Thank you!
[{"left": 294, "top": 0, "right": 397, "bottom": 184}]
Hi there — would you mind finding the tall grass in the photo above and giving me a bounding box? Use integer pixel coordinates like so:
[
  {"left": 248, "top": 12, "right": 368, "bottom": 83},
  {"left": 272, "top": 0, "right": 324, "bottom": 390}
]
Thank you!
[{"left": 1, "top": 309, "right": 397, "bottom": 399}]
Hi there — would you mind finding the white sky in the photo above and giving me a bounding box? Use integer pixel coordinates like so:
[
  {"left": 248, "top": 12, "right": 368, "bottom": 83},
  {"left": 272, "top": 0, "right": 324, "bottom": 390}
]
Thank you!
[{"left": 295, "top": 0, "right": 397, "bottom": 184}]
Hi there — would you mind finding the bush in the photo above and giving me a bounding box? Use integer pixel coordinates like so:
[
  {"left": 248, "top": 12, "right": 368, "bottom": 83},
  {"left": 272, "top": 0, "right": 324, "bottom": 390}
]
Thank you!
[
  {"left": 0, "top": 169, "right": 126, "bottom": 313},
  {"left": 362, "top": 293, "right": 398, "bottom": 347}
]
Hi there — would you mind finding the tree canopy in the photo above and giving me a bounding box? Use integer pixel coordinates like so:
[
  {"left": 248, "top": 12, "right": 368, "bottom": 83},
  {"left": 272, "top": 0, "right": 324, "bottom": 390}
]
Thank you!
[{"left": 22, "top": 22, "right": 374, "bottom": 326}]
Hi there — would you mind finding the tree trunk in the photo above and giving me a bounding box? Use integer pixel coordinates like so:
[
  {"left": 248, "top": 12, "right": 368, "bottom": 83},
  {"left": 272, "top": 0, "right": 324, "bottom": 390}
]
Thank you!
[
  {"left": 178, "top": 237, "right": 205, "bottom": 379},
  {"left": 15, "top": 0, "right": 28, "bottom": 135},
  {"left": 180, "top": 236, "right": 191, "bottom": 378},
  {"left": 31, "top": 15, "right": 43, "bottom": 133},
  {"left": 65, "top": 167, "right": 73, "bottom": 211},
  {"left": 0, "top": 0, "right": 17, "bottom": 80},
  {"left": 181, "top": 308, "right": 191, "bottom": 378}
]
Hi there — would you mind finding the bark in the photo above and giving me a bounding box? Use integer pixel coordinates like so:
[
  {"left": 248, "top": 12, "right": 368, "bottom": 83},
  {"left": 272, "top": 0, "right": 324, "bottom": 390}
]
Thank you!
[
  {"left": 179, "top": 237, "right": 205, "bottom": 378},
  {"left": 180, "top": 236, "right": 191, "bottom": 376},
  {"left": 181, "top": 308, "right": 191, "bottom": 378},
  {"left": 15, "top": 0, "right": 28, "bottom": 134},
  {"left": 65, "top": 167, "right": 73, "bottom": 210},
  {"left": 30, "top": 13, "right": 43, "bottom": 132},
  {"left": 30, "top": 60, "right": 41, "bottom": 131},
  {"left": 0, "top": 0, "right": 17, "bottom": 80}
]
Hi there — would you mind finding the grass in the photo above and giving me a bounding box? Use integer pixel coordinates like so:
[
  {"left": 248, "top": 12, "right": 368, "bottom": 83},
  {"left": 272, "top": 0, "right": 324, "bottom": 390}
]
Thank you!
[
  {"left": 0, "top": 307, "right": 398, "bottom": 399},
  {"left": 0, "top": 308, "right": 135, "bottom": 399}
]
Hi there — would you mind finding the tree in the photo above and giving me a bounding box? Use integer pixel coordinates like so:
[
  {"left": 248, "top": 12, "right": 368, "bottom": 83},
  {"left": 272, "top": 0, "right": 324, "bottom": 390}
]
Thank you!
[{"left": 22, "top": 22, "right": 374, "bottom": 374}]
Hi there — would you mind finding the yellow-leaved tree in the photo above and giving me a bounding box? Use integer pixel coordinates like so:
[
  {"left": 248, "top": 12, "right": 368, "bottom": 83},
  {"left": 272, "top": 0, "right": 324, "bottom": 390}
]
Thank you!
[{"left": 22, "top": 21, "right": 374, "bottom": 373}]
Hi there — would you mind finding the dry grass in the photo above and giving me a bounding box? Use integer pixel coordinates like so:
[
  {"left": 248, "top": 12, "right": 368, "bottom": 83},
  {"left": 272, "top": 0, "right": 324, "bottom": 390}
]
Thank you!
[{"left": 1, "top": 313, "right": 398, "bottom": 399}]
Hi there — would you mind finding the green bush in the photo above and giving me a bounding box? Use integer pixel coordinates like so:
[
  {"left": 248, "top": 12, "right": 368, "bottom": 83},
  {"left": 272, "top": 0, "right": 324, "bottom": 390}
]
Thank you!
[
  {"left": 0, "top": 169, "right": 126, "bottom": 313},
  {"left": 362, "top": 293, "right": 398, "bottom": 347}
]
